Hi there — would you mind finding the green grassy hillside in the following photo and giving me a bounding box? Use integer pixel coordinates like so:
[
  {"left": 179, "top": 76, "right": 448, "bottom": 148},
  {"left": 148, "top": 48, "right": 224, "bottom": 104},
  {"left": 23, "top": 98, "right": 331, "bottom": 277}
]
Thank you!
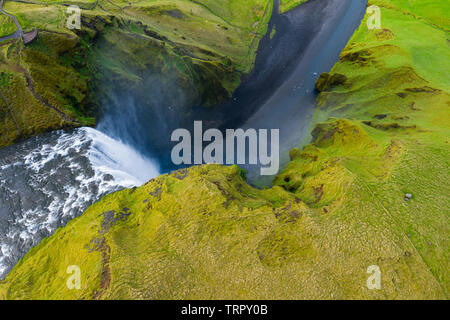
[
  {"left": 0, "top": 0, "right": 273, "bottom": 148},
  {"left": 0, "top": 14, "right": 16, "bottom": 37},
  {"left": 0, "top": 0, "right": 448, "bottom": 299}
]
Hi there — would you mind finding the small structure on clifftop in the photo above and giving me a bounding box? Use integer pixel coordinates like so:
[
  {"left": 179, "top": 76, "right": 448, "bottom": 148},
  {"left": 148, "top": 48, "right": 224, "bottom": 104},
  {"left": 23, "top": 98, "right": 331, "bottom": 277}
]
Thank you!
[{"left": 22, "top": 28, "right": 38, "bottom": 45}]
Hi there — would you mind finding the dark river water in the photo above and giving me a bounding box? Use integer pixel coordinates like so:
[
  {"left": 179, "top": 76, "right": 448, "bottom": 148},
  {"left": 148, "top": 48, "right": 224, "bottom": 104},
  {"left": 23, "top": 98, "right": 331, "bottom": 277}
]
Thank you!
[{"left": 0, "top": 0, "right": 367, "bottom": 279}]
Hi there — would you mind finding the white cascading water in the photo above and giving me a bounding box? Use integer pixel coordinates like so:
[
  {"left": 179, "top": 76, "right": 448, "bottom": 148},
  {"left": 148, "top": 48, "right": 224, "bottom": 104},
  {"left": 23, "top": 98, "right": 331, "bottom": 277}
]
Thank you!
[
  {"left": 86, "top": 127, "right": 159, "bottom": 187},
  {"left": 0, "top": 127, "right": 159, "bottom": 278}
]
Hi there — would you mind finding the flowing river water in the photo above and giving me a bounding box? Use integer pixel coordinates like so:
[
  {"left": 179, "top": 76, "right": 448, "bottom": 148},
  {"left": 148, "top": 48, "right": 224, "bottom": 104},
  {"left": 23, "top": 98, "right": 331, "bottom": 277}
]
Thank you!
[{"left": 0, "top": 0, "right": 367, "bottom": 278}]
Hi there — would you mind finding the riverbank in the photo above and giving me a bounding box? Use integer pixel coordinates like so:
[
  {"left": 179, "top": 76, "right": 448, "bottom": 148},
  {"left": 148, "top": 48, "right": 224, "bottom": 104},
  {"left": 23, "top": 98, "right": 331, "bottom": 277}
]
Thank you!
[{"left": 279, "top": 0, "right": 309, "bottom": 13}]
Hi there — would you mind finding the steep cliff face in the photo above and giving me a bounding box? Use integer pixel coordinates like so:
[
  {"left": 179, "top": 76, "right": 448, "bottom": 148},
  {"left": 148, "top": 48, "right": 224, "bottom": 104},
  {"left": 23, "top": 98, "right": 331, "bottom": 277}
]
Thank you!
[
  {"left": 0, "top": 0, "right": 273, "bottom": 148},
  {"left": 1, "top": 0, "right": 448, "bottom": 299}
]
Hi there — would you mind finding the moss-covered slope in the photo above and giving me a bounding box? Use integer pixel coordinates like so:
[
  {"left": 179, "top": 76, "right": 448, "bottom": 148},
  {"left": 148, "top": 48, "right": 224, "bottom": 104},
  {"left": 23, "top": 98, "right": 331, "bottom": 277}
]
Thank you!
[
  {"left": 0, "top": 0, "right": 448, "bottom": 299},
  {"left": 0, "top": 0, "right": 273, "bottom": 148}
]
